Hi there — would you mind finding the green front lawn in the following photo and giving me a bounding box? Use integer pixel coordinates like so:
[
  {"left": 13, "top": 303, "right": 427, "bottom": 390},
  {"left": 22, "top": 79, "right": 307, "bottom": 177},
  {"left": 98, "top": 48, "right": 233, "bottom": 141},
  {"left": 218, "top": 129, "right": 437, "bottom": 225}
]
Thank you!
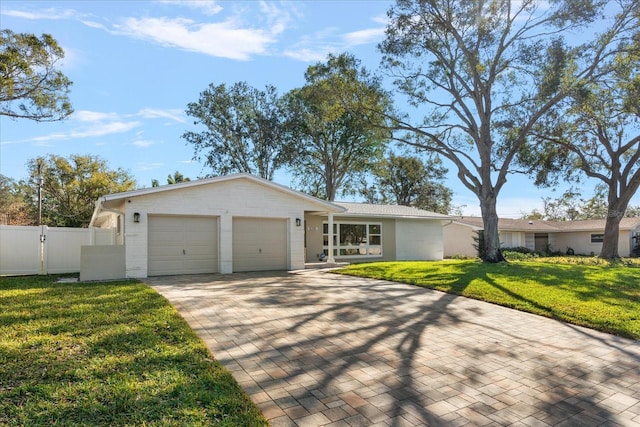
[
  {"left": 336, "top": 259, "right": 640, "bottom": 340},
  {"left": 0, "top": 275, "right": 267, "bottom": 427}
]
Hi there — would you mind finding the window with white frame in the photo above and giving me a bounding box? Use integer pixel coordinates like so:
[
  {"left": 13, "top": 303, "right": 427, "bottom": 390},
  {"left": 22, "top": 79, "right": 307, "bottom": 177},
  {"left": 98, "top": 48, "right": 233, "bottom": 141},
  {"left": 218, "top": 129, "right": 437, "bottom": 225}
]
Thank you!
[{"left": 323, "top": 222, "right": 382, "bottom": 257}]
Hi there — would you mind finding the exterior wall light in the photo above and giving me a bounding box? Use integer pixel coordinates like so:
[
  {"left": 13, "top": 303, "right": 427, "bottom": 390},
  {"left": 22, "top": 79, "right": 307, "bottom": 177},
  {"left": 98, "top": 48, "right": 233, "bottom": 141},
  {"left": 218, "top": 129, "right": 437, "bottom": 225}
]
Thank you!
[
  {"left": 133, "top": 212, "right": 141, "bottom": 223},
  {"left": 296, "top": 218, "right": 301, "bottom": 227}
]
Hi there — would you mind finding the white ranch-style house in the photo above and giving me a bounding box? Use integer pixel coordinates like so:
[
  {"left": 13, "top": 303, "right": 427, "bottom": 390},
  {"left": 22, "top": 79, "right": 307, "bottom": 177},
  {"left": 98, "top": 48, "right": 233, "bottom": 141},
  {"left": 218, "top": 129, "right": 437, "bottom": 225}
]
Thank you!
[{"left": 84, "top": 173, "right": 451, "bottom": 280}]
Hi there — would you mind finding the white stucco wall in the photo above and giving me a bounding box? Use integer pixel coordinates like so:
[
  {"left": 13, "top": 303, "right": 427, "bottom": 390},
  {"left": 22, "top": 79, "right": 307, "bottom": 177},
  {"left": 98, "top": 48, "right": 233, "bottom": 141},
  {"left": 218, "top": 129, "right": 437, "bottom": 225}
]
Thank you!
[
  {"left": 443, "top": 222, "right": 477, "bottom": 258},
  {"left": 554, "top": 230, "right": 633, "bottom": 257},
  {"left": 395, "top": 219, "right": 443, "bottom": 260},
  {"left": 120, "top": 178, "right": 323, "bottom": 277}
]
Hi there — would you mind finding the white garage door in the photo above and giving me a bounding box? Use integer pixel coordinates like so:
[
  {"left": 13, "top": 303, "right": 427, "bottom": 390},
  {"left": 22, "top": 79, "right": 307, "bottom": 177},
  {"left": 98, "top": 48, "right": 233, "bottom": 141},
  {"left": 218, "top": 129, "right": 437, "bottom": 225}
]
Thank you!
[
  {"left": 233, "top": 217, "right": 287, "bottom": 272},
  {"left": 148, "top": 215, "right": 218, "bottom": 276}
]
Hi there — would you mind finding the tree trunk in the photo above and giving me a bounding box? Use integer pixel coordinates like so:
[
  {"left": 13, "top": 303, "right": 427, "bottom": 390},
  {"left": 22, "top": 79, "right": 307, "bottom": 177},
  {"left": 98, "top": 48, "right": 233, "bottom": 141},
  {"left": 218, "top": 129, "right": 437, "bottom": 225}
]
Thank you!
[
  {"left": 600, "top": 182, "right": 637, "bottom": 259},
  {"left": 479, "top": 194, "right": 506, "bottom": 263},
  {"left": 600, "top": 205, "right": 624, "bottom": 260}
]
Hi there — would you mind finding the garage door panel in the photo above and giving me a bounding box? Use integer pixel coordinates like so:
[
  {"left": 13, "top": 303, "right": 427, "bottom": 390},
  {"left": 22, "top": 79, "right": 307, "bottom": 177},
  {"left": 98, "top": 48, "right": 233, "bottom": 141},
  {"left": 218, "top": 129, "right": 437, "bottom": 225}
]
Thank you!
[
  {"left": 149, "top": 247, "right": 184, "bottom": 257},
  {"left": 148, "top": 260, "right": 183, "bottom": 275},
  {"left": 233, "top": 218, "right": 287, "bottom": 272},
  {"left": 185, "top": 245, "right": 215, "bottom": 255},
  {"left": 148, "top": 215, "right": 218, "bottom": 276},
  {"left": 184, "top": 231, "right": 215, "bottom": 241}
]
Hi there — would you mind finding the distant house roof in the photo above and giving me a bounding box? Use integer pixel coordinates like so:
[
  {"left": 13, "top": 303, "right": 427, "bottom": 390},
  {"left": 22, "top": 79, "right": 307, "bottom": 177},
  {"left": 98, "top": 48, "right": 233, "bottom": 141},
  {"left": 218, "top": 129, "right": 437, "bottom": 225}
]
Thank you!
[
  {"left": 334, "top": 202, "right": 451, "bottom": 220},
  {"left": 453, "top": 216, "right": 640, "bottom": 232},
  {"left": 548, "top": 217, "right": 640, "bottom": 232}
]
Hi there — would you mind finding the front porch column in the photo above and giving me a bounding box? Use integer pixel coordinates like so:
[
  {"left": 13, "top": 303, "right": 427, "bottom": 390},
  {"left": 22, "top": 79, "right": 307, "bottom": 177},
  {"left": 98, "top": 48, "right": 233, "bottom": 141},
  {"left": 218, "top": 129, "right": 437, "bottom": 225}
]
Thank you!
[{"left": 327, "top": 212, "right": 335, "bottom": 264}]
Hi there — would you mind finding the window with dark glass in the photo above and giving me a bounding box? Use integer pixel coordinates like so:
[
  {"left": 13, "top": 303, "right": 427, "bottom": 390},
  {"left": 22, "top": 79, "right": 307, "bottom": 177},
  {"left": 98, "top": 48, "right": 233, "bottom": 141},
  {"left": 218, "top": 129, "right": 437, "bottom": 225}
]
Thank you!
[{"left": 322, "top": 221, "right": 382, "bottom": 257}]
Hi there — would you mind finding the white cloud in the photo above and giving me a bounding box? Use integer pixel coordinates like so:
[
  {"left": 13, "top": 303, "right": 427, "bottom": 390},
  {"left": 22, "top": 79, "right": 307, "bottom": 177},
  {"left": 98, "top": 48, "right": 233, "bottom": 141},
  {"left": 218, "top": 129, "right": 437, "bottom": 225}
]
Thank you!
[
  {"left": 1, "top": 108, "right": 181, "bottom": 146},
  {"left": 74, "top": 110, "right": 122, "bottom": 122},
  {"left": 132, "top": 138, "right": 156, "bottom": 148},
  {"left": 138, "top": 108, "right": 185, "bottom": 123},
  {"left": 282, "top": 16, "right": 386, "bottom": 63},
  {"left": 1, "top": 8, "right": 83, "bottom": 20},
  {"left": 81, "top": 20, "right": 109, "bottom": 30},
  {"left": 114, "top": 15, "right": 280, "bottom": 60},
  {"left": 157, "top": 0, "right": 223, "bottom": 16},
  {"left": 70, "top": 121, "right": 141, "bottom": 138},
  {"left": 282, "top": 46, "right": 333, "bottom": 62},
  {"left": 5, "top": 2, "right": 293, "bottom": 61},
  {"left": 29, "top": 120, "right": 141, "bottom": 146},
  {"left": 343, "top": 27, "right": 386, "bottom": 46},
  {"left": 136, "top": 162, "right": 164, "bottom": 171}
]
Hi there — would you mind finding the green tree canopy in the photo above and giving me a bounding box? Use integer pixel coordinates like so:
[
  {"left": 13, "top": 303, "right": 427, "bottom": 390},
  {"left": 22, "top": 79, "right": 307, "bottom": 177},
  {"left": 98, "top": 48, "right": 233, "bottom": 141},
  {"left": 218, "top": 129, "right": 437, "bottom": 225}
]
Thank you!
[
  {"left": 286, "top": 53, "right": 392, "bottom": 200},
  {"left": 167, "top": 171, "right": 191, "bottom": 185},
  {"left": 183, "top": 82, "right": 294, "bottom": 180},
  {"left": 521, "top": 185, "right": 640, "bottom": 221},
  {"left": 0, "top": 29, "right": 73, "bottom": 121},
  {"left": 152, "top": 171, "right": 191, "bottom": 187},
  {"left": 360, "top": 152, "right": 452, "bottom": 214},
  {"left": 22, "top": 154, "right": 136, "bottom": 227},
  {"left": 520, "top": 6, "right": 640, "bottom": 258},
  {"left": 0, "top": 174, "right": 30, "bottom": 225},
  {"left": 379, "top": 0, "right": 635, "bottom": 262}
]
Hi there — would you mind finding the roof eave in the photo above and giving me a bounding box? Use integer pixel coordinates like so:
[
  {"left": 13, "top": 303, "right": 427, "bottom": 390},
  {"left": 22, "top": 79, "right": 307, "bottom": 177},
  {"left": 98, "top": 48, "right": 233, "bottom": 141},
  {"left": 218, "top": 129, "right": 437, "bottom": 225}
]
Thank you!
[{"left": 332, "top": 212, "right": 451, "bottom": 220}]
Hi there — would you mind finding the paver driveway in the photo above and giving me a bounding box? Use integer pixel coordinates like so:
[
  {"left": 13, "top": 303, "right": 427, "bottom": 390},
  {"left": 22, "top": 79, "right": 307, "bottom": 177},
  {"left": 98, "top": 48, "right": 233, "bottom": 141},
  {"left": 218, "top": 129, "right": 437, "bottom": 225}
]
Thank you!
[{"left": 147, "top": 269, "right": 640, "bottom": 427}]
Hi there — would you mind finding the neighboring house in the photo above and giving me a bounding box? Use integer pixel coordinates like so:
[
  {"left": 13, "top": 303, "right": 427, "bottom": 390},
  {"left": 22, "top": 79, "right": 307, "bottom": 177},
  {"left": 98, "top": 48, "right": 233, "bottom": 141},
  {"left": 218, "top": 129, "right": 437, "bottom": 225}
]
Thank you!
[
  {"left": 86, "top": 173, "right": 451, "bottom": 279},
  {"left": 443, "top": 216, "right": 640, "bottom": 258}
]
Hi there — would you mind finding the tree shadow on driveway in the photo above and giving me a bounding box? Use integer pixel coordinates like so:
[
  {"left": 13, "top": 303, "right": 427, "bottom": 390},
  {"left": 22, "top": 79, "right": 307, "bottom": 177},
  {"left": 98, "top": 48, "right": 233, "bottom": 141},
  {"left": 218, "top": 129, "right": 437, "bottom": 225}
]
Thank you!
[{"left": 148, "top": 270, "right": 640, "bottom": 426}]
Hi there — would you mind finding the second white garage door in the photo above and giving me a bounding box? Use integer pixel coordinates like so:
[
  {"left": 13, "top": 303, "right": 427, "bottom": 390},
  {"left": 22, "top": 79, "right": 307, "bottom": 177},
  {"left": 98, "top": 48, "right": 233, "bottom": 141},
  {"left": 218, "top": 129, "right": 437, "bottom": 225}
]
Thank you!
[
  {"left": 148, "top": 215, "right": 218, "bottom": 276},
  {"left": 233, "top": 217, "right": 287, "bottom": 272}
]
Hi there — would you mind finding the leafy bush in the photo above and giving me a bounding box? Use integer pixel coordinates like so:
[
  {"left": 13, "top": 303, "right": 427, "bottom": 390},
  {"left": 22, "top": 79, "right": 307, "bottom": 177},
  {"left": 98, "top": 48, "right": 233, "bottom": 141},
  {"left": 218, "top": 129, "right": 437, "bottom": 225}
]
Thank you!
[
  {"left": 448, "top": 253, "right": 476, "bottom": 260},
  {"left": 535, "top": 256, "right": 640, "bottom": 267},
  {"left": 503, "top": 250, "right": 540, "bottom": 261},
  {"left": 503, "top": 246, "right": 534, "bottom": 254},
  {"left": 472, "top": 230, "right": 485, "bottom": 259}
]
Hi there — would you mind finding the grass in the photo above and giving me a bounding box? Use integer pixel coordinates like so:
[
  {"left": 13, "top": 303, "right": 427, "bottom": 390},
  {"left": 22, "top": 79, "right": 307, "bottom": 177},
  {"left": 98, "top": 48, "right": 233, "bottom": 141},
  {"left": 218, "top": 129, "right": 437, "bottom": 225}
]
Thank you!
[
  {"left": 0, "top": 275, "right": 267, "bottom": 427},
  {"left": 336, "top": 259, "right": 640, "bottom": 340}
]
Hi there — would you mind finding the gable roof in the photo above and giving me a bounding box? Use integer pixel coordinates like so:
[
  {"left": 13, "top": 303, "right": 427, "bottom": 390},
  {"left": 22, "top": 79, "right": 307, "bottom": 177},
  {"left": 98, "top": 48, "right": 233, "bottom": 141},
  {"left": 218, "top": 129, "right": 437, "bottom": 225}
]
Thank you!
[
  {"left": 453, "top": 216, "right": 640, "bottom": 232},
  {"left": 96, "top": 173, "right": 343, "bottom": 211},
  {"left": 89, "top": 173, "right": 345, "bottom": 226},
  {"left": 334, "top": 202, "right": 451, "bottom": 220}
]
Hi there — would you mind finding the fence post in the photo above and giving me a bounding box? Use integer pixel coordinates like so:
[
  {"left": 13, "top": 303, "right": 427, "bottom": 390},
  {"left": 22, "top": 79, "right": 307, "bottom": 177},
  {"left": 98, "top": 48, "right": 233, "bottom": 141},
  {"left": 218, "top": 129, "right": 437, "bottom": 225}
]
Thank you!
[{"left": 40, "top": 225, "right": 47, "bottom": 275}]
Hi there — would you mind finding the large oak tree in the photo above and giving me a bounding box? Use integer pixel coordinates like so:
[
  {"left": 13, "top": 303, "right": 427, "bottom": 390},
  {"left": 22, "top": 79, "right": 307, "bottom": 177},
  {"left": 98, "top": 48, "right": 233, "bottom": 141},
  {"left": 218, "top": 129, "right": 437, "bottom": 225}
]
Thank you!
[
  {"left": 522, "top": 9, "right": 640, "bottom": 259},
  {"left": 379, "top": 0, "right": 635, "bottom": 262}
]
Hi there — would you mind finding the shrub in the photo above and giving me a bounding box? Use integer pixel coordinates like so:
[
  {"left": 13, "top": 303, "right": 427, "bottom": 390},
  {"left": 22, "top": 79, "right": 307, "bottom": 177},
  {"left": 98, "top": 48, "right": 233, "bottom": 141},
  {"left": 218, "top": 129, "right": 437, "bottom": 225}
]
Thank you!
[
  {"left": 448, "top": 253, "right": 475, "bottom": 260},
  {"left": 503, "top": 246, "right": 534, "bottom": 254},
  {"left": 503, "top": 250, "right": 539, "bottom": 261},
  {"left": 472, "top": 230, "right": 485, "bottom": 260}
]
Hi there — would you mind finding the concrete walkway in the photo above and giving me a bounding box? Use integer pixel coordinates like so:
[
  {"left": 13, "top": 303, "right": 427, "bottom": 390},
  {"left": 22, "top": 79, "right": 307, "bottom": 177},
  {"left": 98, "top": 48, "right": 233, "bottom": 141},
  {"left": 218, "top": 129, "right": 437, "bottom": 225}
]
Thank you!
[{"left": 147, "top": 270, "right": 640, "bottom": 427}]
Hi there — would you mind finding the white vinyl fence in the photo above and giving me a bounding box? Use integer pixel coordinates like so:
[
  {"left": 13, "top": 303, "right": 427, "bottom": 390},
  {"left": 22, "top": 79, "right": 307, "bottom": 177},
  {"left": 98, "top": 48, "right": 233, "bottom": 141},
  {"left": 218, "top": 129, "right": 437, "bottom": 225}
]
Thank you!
[{"left": 0, "top": 225, "right": 116, "bottom": 275}]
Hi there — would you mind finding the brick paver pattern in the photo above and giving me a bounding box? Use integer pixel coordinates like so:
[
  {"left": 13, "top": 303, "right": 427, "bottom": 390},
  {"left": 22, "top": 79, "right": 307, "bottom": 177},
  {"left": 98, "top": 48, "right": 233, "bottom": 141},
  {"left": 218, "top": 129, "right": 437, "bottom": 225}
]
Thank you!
[{"left": 147, "top": 270, "right": 640, "bottom": 427}]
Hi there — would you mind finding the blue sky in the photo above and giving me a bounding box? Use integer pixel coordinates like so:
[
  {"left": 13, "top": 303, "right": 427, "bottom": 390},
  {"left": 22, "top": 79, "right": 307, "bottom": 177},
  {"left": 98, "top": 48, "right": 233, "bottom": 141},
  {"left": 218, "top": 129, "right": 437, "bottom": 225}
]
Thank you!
[{"left": 2, "top": 0, "right": 635, "bottom": 217}]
